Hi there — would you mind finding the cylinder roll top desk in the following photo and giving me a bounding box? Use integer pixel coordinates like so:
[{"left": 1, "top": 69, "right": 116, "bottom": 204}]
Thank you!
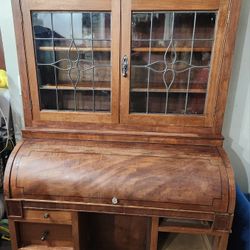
[{"left": 4, "top": 0, "right": 241, "bottom": 249}]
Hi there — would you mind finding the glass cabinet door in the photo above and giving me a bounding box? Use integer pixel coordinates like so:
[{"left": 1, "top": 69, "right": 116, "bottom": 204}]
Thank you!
[
  {"left": 33, "top": 12, "right": 111, "bottom": 112},
  {"left": 21, "top": 0, "right": 119, "bottom": 123},
  {"left": 130, "top": 12, "right": 216, "bottom": 115},
  {"left": 120, "top": 0, "right": 223, "bottom": 127},
  {"left": 22, "top": 0, "right": 227, "bottom": 127}
]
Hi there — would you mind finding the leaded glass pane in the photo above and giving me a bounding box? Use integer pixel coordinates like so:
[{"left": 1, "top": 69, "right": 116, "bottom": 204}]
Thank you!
[
  {"left": 130, "top": 11, "right": 217, "bottom": 115},
  {"left": 32, "top": 11, "right": 111, "bottom": 112}
]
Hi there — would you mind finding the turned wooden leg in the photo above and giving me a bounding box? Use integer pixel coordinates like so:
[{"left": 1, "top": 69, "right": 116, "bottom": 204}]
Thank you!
[{"left": 150, "top": 217, "right": 159, "bottom": 250}]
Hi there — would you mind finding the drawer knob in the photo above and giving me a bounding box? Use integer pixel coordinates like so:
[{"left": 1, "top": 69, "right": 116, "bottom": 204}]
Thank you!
[
  {"left": 41, "top": 231, "right": 49, "bottom": 241},
  {"left": 43, "top": 213, "right": 50, "bottom": 219},
  {"left": 112, "top": 197, "right": 118, "bottom": 205}
]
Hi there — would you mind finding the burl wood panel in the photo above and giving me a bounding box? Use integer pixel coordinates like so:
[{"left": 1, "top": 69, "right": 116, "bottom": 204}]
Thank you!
[{"left": 6, "top": 139, "right": 232, "bottom": 213}]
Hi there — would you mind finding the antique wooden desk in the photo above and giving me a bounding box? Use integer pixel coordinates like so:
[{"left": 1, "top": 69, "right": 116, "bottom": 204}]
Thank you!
[{"left": 4, "top": 0, "right": 241, "bottom": 249}]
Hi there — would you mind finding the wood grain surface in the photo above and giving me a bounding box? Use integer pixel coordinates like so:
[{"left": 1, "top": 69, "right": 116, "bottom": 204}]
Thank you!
[
  {"left": 6, "top": 139, "right": 232, "bottom": 214},
  {"left": 6, "top": 0, "right": 240, "bottom": 249}
]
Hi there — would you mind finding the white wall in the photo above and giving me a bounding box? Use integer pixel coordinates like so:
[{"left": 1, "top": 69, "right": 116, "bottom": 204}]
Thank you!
[
  {"left": 0, "top": 0, "right": 24, "bottom": 140},
  {"left": 223, "top": 0, "right": 250, "bottom": 193},
  {"left": 0, "top": 0, "right": 249, "bottom": 191}
]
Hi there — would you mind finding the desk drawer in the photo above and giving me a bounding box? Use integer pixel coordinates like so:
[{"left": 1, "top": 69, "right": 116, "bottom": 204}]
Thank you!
[
  {"left": 19, "top": 222, "right": 73, "bottom": 248},
  {"left": 24, "top": 210, "right": 72, "bottom": 225}
]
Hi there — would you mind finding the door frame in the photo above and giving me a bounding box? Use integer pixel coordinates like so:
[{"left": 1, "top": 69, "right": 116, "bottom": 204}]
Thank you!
[
  {"left": 120, "top": 0, "right": 230, "bottom": 127},
  {"left": 21, "top": 0, "right": 120, "bottom": 124}
]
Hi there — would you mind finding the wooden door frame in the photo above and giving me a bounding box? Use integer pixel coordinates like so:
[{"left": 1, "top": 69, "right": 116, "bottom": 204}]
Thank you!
[
  {"left": 20, "top": 0, "right": 120, "bottom": 124},
  {"left": 120, "top": 0, "right": 232, "bottom": 128}
]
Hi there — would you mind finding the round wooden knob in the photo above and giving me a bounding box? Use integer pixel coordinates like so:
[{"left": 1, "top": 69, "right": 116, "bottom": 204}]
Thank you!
[
  {"left": 112, "top": 197, "right": 118, "bottom": 205},
  {"left": 43, "top": 213, "right": 50, "bottom": 219},
  {"left": 41, "top": 231, "right": 49, "bottom": 241}
]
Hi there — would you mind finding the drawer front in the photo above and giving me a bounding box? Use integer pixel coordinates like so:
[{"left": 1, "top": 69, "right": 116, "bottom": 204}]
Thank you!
[
  {"left": 19, "top": 222, "right": 73, "bottom": 247},
  {"left": 24, "top": 209, "right": 72, "bottom": 225}
]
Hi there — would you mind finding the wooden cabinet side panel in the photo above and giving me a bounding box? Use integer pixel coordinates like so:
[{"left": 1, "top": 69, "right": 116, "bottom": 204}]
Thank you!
[
  {"left": 4, "top": 141, "right": 24, "bottom": 199},
  {"left": 214, "top": 0, "right": 242, "bottom": 133},
  {"left": 11, "top": 0, "right": 33, "bottom": 126}
]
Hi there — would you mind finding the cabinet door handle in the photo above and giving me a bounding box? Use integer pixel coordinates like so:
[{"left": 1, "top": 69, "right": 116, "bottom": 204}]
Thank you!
[
  {"left": 41, "top": 231, "right": 49, "bottom": 241},
  {"left": 122, "top": 55, "right": 128, "bottom": 77}
]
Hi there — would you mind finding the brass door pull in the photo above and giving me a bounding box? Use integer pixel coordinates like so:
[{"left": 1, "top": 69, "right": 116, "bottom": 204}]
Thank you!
[{"left": 122, "top": 55, "right": 128, "bottom": 77}]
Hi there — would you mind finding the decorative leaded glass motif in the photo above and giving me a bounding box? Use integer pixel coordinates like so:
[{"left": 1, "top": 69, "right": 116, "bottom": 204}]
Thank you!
[
  {"left": 32, "top": 12, "right": 111, "bottom": 112},
  {"left": 130, "top": 12, "right": 217, "bottom": 115}
]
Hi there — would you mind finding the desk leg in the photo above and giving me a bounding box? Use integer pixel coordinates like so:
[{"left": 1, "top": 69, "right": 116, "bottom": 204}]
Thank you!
[
  {"left": 213, "top": 233, "right": 229, "bottom": 250},
  {"left": 218, "top": 233, "right": 229, "bottom": 250},
  {"left": 72, "top": 212, "right": 80, "bottom": 250},
  {"left": 150, "top": 217, "right": 159, "bottom": 250},
  {"left": 9, "top": 219, "right": 19, "bottom": 250}
]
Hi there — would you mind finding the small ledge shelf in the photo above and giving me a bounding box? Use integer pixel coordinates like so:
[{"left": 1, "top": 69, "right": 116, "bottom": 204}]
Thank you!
[
  {"left": 40, "top": 82, "right": 111, "bottom": 91},
  {"left": 130, "top": 85, "right": 207, "bottom": 93},
  {"left": 132, "top": 47, "right": 212, "bottom": 53},
  {"left": 158, "top": 218, "right": 212, "bottom": 233},
  {"left": 38, "top": 46, "right": 212, "bottom": 53},
  {"left": 39, "top": 46, "right": 111, "bottom": 52}
]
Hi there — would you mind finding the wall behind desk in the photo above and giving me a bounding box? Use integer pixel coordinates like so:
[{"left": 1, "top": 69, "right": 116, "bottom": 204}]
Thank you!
[
  {"left": 222, "top": 0, "right": 250, "bottom": 193},
  {"left": 0, "top": 0, "right": 24, "bottom": 141}
]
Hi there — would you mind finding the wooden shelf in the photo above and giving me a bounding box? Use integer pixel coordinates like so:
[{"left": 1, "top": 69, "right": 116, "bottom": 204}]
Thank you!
[
  {"left": 40, "top": 82, "right": 206, "bottom": 93},
  {"left": 40, "top": 82, "right": 111, "bottom": 91},
  {"left": 39, "top": 46, "right": 111, "bottom": 52},
  {"left": 39, "top": 46, "right": 211, "bottom": 53},
  {"left": 158, "top": 218, "right": 212, "bottom": 234},
  {"left": 131, "top": 84, "right": 207, "bottom": 93},
  {"left": 132, "top": 47, "right": 212, "bottom": 53}
]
